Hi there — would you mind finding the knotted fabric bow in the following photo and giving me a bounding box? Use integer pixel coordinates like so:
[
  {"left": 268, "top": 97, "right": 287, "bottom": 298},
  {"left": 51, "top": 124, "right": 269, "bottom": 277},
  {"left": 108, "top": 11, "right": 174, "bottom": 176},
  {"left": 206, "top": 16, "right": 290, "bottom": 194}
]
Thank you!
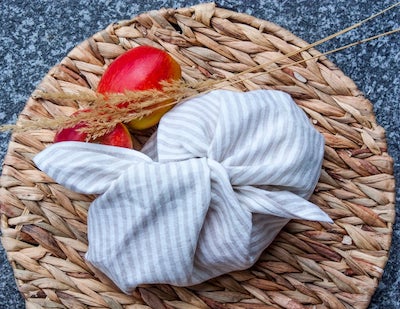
[{"left": 34, "top": 89, "right": 332, "bottom": 293}]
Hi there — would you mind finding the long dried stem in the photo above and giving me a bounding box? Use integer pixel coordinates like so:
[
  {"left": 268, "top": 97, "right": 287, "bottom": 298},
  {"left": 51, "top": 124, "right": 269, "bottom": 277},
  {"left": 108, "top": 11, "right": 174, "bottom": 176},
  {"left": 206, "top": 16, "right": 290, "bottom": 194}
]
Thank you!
[
  {"left": 196, "top": 1, "right": 400, "bottom": 93},
  {"left": 217, "top": 28, "right": 400, "bottom": 91},
  {"left": 1, "top": 3, "right": 398, "bottom": 137}
]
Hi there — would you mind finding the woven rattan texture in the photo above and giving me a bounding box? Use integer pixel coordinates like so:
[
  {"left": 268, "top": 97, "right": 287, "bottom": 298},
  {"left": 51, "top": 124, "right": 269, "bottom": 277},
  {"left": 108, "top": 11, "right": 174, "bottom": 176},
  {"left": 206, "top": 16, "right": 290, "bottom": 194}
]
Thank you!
[{"left": 0, "top": 4, "right": 395, "bottom": 309}]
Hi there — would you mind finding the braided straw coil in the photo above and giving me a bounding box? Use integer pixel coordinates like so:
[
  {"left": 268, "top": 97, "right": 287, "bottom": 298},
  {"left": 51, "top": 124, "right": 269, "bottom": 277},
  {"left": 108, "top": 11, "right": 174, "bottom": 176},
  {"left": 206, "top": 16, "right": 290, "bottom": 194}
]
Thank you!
[{"left": 0, "top": 3, "right": 395, "bottom": 309}]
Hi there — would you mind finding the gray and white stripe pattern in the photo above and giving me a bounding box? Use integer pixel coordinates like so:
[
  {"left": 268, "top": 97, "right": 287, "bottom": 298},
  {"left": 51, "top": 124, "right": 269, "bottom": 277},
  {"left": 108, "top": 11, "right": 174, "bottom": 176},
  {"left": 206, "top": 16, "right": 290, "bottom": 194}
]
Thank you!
[{"left": 34, "top": 89, "right": 332, "bottom": 293}]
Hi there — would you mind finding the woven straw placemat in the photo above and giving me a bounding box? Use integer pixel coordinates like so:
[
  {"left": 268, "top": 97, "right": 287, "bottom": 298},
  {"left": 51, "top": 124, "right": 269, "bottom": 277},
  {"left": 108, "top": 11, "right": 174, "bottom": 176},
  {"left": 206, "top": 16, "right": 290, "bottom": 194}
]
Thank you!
[{"left": 0, "top": 3, "right": 395, "bottom": 309}]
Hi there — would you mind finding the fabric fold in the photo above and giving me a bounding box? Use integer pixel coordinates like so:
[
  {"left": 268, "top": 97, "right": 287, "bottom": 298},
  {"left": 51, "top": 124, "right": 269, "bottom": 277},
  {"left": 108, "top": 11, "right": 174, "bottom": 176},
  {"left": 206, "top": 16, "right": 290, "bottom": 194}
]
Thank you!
[{"left": 34, "top": 89, "right": 332, "bottom": 293}]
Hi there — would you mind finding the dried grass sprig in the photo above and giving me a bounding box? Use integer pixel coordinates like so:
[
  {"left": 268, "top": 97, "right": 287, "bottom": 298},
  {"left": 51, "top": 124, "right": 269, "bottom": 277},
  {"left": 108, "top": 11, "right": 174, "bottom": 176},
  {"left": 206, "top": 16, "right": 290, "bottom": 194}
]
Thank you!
[
  {"left": 3, "top": 80, "right": 202, "bottom": 139},
  {"left": 1, "top": 3, "right": 398, "bottom": 138},
  {"left": 194, "top": 1, "right": 400, "bottom": 93},
  {"left": 213, "top": 28, "right": 400, "bottom": 92}
]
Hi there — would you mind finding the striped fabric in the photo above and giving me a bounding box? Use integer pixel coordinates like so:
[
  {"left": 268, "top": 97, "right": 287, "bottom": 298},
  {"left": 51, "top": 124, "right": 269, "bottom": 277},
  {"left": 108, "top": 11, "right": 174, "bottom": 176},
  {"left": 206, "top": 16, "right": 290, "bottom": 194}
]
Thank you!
[{"left": 34, "top": 89, "right": 332, "bottom": 293}]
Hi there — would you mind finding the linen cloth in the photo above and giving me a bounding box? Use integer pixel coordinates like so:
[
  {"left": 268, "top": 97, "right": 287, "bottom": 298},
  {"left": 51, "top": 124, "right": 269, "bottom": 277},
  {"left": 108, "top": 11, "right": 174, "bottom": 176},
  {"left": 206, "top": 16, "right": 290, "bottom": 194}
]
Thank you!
[{"left": 34, "top": 89, "right": 332, "bottom": 293}]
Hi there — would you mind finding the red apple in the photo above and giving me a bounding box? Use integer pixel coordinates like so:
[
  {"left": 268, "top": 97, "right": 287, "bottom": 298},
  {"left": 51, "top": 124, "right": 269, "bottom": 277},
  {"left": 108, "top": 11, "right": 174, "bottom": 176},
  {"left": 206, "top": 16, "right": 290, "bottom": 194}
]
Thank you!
[
  {"left": 54, "top": 110, "right": 133, "bottom": 149},
  {"left": 93, "top": 123, "right": 133, "bottom": 148},
  {"left": 54, "top": 122, "right": 88, "bottom": 143},
  {"left": 97, "top": 45, "right": 182, "bottom": 130}
]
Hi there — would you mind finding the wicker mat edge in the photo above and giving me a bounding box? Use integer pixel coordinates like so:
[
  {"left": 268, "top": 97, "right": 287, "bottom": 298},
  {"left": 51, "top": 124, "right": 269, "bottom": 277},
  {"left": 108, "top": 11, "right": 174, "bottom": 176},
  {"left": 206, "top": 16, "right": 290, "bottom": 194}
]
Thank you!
[{"left": 0, "top": 3, "right": 396, "bottom": 309}]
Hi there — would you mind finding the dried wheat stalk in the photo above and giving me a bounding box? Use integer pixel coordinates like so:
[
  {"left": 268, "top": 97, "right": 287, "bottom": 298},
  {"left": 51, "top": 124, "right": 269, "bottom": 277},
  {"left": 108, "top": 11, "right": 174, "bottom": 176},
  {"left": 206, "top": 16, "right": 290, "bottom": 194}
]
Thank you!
[{"left": 1, "top": 3, "right": 398, "bottom": 139}]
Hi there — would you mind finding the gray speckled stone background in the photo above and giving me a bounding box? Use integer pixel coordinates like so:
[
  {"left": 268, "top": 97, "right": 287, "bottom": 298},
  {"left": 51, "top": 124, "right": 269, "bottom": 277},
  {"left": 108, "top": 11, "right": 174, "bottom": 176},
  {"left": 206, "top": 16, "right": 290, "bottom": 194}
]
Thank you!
[{"left": 0, "top": 1, "right": 398, "bottom": 308}]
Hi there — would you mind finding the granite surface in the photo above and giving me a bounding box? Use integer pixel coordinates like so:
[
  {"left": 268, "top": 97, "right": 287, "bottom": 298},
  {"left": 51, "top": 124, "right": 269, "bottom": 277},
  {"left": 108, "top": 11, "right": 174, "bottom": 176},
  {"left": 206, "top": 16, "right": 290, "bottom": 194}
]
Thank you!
[{"left": 0, "top": 0, "right": 398, "bottom": 308}]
